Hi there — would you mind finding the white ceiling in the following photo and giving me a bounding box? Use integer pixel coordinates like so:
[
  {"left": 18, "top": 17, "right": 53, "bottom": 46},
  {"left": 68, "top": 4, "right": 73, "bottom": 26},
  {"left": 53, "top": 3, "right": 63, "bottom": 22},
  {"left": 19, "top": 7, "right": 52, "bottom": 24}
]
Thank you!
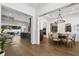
[
  {"left": 44, "top": 3, "right": 79, "bottom": 20},
  {"left": 26, "top": 3, "right": 47, "bottom": 9}
]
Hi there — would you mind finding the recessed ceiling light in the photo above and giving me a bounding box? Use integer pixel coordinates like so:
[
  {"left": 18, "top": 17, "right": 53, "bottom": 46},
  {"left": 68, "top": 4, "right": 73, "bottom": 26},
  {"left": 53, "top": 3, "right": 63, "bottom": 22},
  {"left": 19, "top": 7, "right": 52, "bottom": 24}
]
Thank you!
[{"left": 71, "top": 8, "right": 74, "bottom": 11}]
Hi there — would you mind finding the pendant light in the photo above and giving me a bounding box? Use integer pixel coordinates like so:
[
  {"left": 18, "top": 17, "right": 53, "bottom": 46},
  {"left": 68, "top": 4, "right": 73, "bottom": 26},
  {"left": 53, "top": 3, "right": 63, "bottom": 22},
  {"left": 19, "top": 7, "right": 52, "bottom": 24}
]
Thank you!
[{"left": 55, "top": 9, "right": 65, "bottom": 23}]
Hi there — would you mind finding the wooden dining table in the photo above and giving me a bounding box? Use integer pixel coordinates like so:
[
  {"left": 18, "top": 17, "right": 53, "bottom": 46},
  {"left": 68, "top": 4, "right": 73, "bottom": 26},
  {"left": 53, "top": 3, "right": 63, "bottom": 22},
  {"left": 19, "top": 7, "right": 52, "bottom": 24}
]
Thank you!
[
  {"left": 58, "top": 34, "right": 68, "bottom": 45},
  {"left": 58, "top": 35, "right": 67, "bottom": 39},
  {"left": 58, "top": 33, "right": 67, "bottom": 39}
]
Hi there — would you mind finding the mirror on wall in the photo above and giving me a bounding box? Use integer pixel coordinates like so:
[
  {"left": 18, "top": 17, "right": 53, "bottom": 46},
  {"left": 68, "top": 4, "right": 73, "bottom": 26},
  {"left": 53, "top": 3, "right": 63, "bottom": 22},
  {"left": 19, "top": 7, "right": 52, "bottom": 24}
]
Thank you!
[{"left": 50, "top": 23, "right": 58, "bottom": 33}]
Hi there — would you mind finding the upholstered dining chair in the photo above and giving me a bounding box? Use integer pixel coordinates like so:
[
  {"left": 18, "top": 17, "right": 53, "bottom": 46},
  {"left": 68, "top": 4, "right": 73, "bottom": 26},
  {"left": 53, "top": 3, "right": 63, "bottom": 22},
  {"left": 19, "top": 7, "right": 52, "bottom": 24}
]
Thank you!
[
  {"left": 66, "top": 33, "right": 76, "bottom": 47},
  {"left": 71, "top": 34, "right": 76, "bottom": 46},
  {"left": 52, "top": 33, "right": 60, "bottom": 45},
  {"left": 49, "top": 34, "right": 53, "bottom": 40}
]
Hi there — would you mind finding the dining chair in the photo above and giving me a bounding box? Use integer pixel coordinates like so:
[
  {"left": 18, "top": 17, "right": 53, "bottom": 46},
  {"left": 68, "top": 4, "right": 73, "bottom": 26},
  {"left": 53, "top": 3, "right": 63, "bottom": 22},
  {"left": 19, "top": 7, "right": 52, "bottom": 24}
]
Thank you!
[
  {"left": 58, "top": 33, "right": 68, "bottom": 46},
  {"left": 49, "top": 34, "right": 53, "bottom": 40},
  {"left": 52, "top": 33, "right": 60, "bottom": 46},
  {"left": 48, "top": 33, "right": 53, "bottom": 43},
  {"left": 66, "top": 33, "right": 76, "bottom": 47},
  {"left": 71, "top": 34, "right": 76, "bottom": 46}
]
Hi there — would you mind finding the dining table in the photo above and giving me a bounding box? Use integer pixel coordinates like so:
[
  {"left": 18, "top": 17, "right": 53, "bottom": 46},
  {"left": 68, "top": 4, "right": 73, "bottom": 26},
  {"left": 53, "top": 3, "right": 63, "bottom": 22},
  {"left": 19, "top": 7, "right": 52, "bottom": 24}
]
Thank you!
[
  {"left": 58, "top": 35, "right": 67, "bottom": 39},
  {"left": 58, "top": 33, "right": 68, "bottom": 45}
]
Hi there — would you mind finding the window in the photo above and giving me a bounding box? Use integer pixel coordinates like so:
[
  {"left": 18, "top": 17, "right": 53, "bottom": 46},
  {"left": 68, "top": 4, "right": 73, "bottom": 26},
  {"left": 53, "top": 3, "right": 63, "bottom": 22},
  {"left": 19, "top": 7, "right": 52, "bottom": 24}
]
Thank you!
[{"left": 65, "top": 23, "right": 71, "bottom": 32}]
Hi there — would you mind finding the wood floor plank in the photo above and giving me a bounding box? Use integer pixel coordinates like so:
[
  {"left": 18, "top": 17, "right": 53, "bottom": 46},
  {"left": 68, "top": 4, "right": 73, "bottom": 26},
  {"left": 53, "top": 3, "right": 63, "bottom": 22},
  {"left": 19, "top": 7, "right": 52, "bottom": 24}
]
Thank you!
[{"left": 5, "top": 36, "right": 79, "bottom": 56}]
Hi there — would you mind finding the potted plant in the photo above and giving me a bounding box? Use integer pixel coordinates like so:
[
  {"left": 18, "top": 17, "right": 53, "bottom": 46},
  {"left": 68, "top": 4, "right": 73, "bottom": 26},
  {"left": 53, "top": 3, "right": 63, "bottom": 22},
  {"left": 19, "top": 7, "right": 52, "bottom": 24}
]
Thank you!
[{"left": 0, "top": 34, "right": 6, "bottom": 56}]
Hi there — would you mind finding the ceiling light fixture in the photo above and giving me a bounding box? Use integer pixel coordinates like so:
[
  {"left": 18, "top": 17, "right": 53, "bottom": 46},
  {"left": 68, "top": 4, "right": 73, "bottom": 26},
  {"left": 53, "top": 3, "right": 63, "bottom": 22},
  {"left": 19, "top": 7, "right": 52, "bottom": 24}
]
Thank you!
[{"left": 55, "top": 9, "right": 65, "bottom": 23}]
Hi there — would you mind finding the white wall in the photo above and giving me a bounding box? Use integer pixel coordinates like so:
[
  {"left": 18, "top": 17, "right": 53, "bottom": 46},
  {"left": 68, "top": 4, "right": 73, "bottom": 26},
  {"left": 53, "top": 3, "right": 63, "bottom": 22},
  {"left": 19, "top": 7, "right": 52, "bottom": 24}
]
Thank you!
[
  {"left": 39, "top": 17, "right": 47, "bottom": 30},
  {"left": 58, "top": 23, "right": 65, "bottom": 33}
]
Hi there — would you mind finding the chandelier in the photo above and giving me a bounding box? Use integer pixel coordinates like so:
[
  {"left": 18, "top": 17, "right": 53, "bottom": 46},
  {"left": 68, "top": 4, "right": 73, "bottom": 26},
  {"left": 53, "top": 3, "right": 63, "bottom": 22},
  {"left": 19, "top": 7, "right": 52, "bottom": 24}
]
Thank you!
[{"left": 55, "top": 9, "right": 65, "bottom": 23}]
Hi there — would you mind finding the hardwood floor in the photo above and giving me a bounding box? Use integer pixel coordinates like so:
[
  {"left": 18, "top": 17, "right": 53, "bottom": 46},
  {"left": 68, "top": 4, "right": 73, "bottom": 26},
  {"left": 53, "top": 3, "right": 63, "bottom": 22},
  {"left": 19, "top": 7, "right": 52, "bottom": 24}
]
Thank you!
[{"left": 5, "top": 36, "right": 79, "bottom": 56}]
